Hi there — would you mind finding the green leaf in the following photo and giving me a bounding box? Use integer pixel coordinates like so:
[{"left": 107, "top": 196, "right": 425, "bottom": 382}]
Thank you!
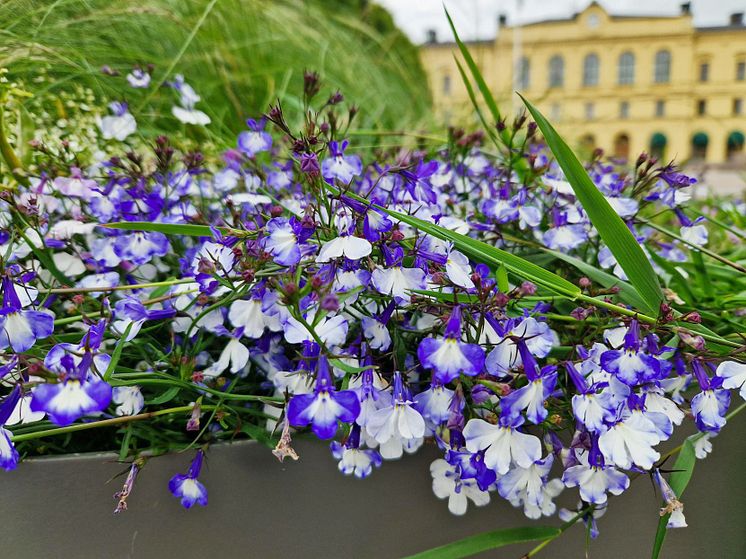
[
  {"left": 403, "top": 526, "right": 560, "bottom": 559},
  {"left": 146, "top": 386, "right": 181, "bottom": 406},
  {"left": 103, "top": 323, "right": 133, "bottom": 381},
  {"left": 412, "top": 289, "right": 479, "bottom": 304},
  {"left": 651, "top": 436, "right": 698, "bottom": 559},
  {"left": 520, "top": 94, "right": 664, "bottom": 316},
  {"left": 496, "top": 264, "right": 510, "bottom": 293},
  {"left": 329, "top": 358, "right": 375, "bottom": 375},
  {"left": 384, "top": 209, "right": 580, "bottom": 298},
  {"left": 444, "top": 8, "right": 528, "bottom": 179},
  {"left": 100, "top": 222, "right": 223, "bottom": 237},
  {"left": 544, "top": 248, "right": 649, "bottom": 311}
]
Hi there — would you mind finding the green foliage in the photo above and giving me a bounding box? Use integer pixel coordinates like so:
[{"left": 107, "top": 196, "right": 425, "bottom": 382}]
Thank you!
[
  {"left": 521, "top": 95, "right": 664, "bottom": 317},
  {"left": 403, "top": 526, "right": 560, "bottom": 559},
  {"left": 0, "top": 0, "right": 430, "bottom": 141}
]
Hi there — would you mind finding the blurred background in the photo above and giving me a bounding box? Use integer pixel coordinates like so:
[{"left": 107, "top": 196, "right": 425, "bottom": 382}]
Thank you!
[{"left": 2, "top": 0, "right": 745, "bottom": 193}]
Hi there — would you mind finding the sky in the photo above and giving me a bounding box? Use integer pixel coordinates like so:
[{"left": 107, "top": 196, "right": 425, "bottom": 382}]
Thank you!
[{"left": 375, "top": 0, "right": 746, "bottom": 44}]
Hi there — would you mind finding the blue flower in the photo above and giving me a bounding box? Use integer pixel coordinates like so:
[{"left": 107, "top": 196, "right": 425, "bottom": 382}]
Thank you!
[
  {"left": 417, "top": 307, "right": 485, "bottom": 384},
  {"left": 0, "top": 385, "right": 22, "bottom": 470},
  {"left": 690, "top": 361, "right": 730, "bottom": 433},
  {"left": 463, "top": 414, "right": 542, "bottom": 475},
  {"left": 322, "top": 140, "right": 362, "bottom": 184},
  {"left": 329, "top": 424, "right": 382, "bottom": 479},
  {"left": 0, "top": 277, "right": 55, "bottom": 353},
  {"left": 600, "top": 320, "right": 661, "bottom": 385},
  {"left": 500, "top": 341, "right": 557, "bottom": 424},
  {"left": 237, "top": 119, "right": 272, "bottom": 157},
  {"left": 169, "top": 450, "right": 209, "bottom": 509},
  {"left": 562, "top": 440, "right": 629, "bottom": 505},
  {"left": 114, "top": 231, "right": 170, "bottom": 266},
  {"left": 287, "top": 356, "right": 360, "bottom": 440},
  {"left": 262, "top": 216, "right": 313, "bottom": 267}
]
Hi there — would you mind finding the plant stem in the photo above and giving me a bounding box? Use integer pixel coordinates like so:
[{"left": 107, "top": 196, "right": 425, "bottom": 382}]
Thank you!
[
  {"left": 523, "top": 508, "right": 588, "bottom": 558},
  {"left": 10, "top": 404, "right": 217, "bottom": 443}
]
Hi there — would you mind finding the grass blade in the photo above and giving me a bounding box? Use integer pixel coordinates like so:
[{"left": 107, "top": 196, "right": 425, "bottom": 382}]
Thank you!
[
  {"left": 100, "top": 222, "right": 226, "bottom": 237},
  {"left": 384, "top": 209, "right": 580, "bottom": 298},
  {"left": 651, "top": 436, "right": 698, "bottom": 559},
  {"left": 402, "top": 526, "right": 560, "bottom": 559},
  {"left": 520, "top": 94, "right": 663, "bottom": 316}
]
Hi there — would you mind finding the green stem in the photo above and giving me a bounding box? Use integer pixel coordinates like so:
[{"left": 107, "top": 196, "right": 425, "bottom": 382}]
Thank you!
[
  {"left": 45, "top": 277, "right": 198, "bottom": 294},
  {"left": 0, "top": 102, "right": 29, "bottom": 187},
  {"left": 10, "top": 404, "right": 217, "bottom": 443},
  {"left": 523, "top": 508, "right": 589, "bottom": 558}
]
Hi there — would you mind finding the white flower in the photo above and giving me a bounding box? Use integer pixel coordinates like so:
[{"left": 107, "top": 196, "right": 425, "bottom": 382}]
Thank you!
[
  {"left": 430, "top": 459, "right": 490, "bottom": 515},
  {"left": 717, "top": 360, "right": 746, "bottom": 400},
  {"left": 112, "top": 387, "right": 144, "bottom": 416},
  {"left": 463, "top": 418, "right": 542, "bottom": 475}
]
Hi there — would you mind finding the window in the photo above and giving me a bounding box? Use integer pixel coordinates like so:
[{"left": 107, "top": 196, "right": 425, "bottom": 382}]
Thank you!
[
  {"left": 583, "top": 53, "right": 600, "bottom": 86},
  {"left": 699, "top": 62, "right": 709, "bottom": 82},
  {"left": 618, "top": 52, "right": 635, "bottom": 85},
  {"left": 517, "top": 57, "right": 530, "bottom": 90},
  {"left": 442, "top": 75, "right": 451, "bottom": 95},
  {"left": 737, "top": 61, "right": 745, "bottom": 81},
  {"left": 549, "top": 55, "right": 564, "bottom": 87},
  {"left": 654, "top": 50, "right": 671, "bottom": 83},
  {"left": 697, "top": 99, "right": 706, "bottom": 115},
  {"left": 692, "top": 132, "right": 708, "bottom": 160},
  {"left": 655, "top": 100, "right": 666, "bottom": 117},
  {"left": 735, "top": 98, "right": 743, "bottom": 115},
  {"left": 585, "top": 102, "right": 595, "bottom": 120},
  {"left": 620, "top": 101, "right": 629, "bottom": 119}
]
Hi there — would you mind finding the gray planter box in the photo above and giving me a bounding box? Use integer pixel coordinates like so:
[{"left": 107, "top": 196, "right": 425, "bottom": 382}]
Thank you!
[{"left": 1, "top": 421, "right": 744, "bottom": 559}]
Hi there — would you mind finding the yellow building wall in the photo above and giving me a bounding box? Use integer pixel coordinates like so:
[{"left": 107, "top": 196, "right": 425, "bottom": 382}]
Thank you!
[{"left": 421, "top": 3, "right": 746, "bottom": 165}]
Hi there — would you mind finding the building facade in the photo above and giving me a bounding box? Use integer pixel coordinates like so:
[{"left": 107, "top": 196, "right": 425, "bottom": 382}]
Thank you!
[{"left": 420, "top": 2, "right": 746, "bottom": 165}]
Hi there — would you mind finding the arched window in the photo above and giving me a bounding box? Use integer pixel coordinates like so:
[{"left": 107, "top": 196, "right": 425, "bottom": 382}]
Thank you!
[
  {"left": 583, "top": 53, "right": 599, "bottom": 86},
  {"left": 727, "top": 130, "right": 745, "bottom": 160},
  {"left": 654, "top": 50, "right": 671, "bottom": 83},
  {"left": 650, "top": 132, "right": 667, "bottom": 160},
  {"left": 517, "top": 56, "right": 530, "bottom": 90},
  {"left": 549, "top": 55, "right": 564, "bottom": 88},
  {"left": 618, "top": 52, "right": 635, "bottom": 85},
  {"left": 614, "top": 133, "right": 630, "bottom": 161},
  {"left": 579, "top": 134, "right": 596, "bottom": 155},
  {"left": 691, "top": 132, "right": 708, "bottom": 160}
]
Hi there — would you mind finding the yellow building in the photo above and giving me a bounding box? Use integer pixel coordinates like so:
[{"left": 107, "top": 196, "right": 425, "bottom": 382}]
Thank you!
[{"left": 420, "top": 2, "right": 746, "bottom": 165}]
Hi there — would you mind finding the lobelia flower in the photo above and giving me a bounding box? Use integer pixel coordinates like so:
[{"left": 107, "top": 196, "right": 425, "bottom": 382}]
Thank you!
[
  {"left": 113, "top": 296, "right": 177, "bottom": 341},
  {"left": 112, "top": 386, "right": 144, "bottom": 416},
  {"left": 0, "top": 385, "right": 22, "bottom": 470},
  {"left": 126, "top": 67, "right": 151, "bottom": 88},
  {"left": 716, "top": 360, "right": 746, "bottom": 400},
  {"left": 365, "top": 372, "right": 425, "bottom": 459},
  {"left": 31, "top": 350, "right": 113, "bottom": 426},
  {"left": 237, "top": 119, "right": 272, "bottom": 157},
  {"left": 170, "top": 74, "right": 211, "bottom": 125},
  {"left": 600, "top": 320, "right": 661, "bottom": 386},
  {"left": 114, "top": 231, "right": 170, "bottom": 266},
  {"left": 417, "top": 307, "right": 485, "bottom": 385},
  {"left": 228, "top": 295, "right": 283, "bottom": 339},
  {"left": 315, "top": 230, "right": 372, "bottom": 263},
  {"left": 169, "top": 450, "right": 209, "bottom": 509},
  {"left": 414, "top": 381, "right": 457, "bottom": 426},
  {"left": 0, "top": 276, "right": 55, "bottom": 353},
  {"left": 430, "top": 458, "right": 491, "bottom": 515},
  {"left": 562, "top": 441, "right": 630, "bottom": 505},
  {"left": 203, "top": 329, "right": 250, "bottom": 378},
  {"left": 484, "top": 315, "right": 555, "bottom": 377},
  {"left": 360, "top": 301, "right": 395, "bottom": 351},
  {"left": 566, "top": 362, "right": 615, "bottom": 433},
  {"left": 499, "top": 341, "right": 557, "bottom": 424},
  {"left": 262, "top": 216, "right": 314, "bottom": 267},
  {"left": 283, "top": 312, "right": 348, "bottom": 347},
  {"left": 444, "top": 247, "right": 475, "bottom": 289},
  {"left": 463, "top": 414, "right": 542, "bottom": 475},
  {"left": 322, "top": 140, "right": 362, "bottom": 184},
  {"left": 99, "top": 101, "right": 137, "bottom": 141},
  {"left": 598, "top": 405, "right": 662, "bottom": 470},
  {"left": 543, "top": 211, "right": 588, "bottom": 251},
  {"left": 690, "top": 360, "right": 730, "bottom": 433},
  {"left": 329, "top": 424, "right": 382, "bottom": 479},
  {"left": 351, "top": 365, "right": 391, "bottom": 429},
  {"left": 53, "top": 167, "right": 98, "bottom": 201},
  {"left": 653, "top": 469, "right": 687, "bottom": 528},
  {"left": 497, "top": 454, "right": 554, "bottom": 509},
  {"left": 287, "top": 356, "right": 360, "bottom": 439}
]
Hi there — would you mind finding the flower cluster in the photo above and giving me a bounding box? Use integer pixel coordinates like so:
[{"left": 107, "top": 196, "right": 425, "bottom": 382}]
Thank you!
[{"left": 0, "top": 73, "right": 744, "bottom": 541}]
